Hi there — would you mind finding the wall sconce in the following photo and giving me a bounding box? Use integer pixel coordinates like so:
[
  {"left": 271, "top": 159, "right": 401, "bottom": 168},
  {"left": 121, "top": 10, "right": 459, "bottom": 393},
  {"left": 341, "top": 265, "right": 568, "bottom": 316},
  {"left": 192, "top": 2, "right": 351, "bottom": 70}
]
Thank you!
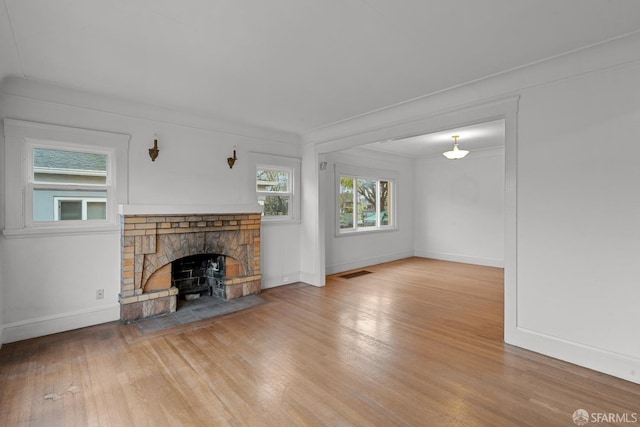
[
  {"left": 149, "top": 133, "right": 159, "bottom": 162},
  {"left": 227, "top": 146, "right": 237, "bottom": 169}
]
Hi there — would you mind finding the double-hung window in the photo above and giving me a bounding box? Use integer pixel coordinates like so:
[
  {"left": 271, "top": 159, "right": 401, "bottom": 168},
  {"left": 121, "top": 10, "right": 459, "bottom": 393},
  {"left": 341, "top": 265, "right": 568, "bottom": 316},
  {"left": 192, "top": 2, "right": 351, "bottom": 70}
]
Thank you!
[
  {"left": 249, "top": 152, "right": 301, "bottom": 223},
  {"left": 3, "top": 119, "right": 129, "bottom": 236},
  {"left": 256, "top": 167, "right": 292, "bottom": 218},
  {"left": 336, "top": 165, "right": 396, "bottom": 234}
]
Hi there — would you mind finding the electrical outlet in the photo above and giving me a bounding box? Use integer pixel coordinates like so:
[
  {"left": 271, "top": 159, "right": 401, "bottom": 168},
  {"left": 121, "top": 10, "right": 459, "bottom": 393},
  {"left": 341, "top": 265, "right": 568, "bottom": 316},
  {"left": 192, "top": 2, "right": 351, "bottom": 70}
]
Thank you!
[{"left": 96, "top": 289, "right": 104, "bottom": 300}]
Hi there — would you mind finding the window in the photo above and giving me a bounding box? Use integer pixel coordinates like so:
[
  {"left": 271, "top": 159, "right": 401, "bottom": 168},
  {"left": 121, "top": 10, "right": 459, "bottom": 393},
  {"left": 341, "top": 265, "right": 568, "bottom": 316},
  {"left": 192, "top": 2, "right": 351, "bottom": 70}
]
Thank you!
[
  {"left": 336, "top": 164, "right": 396, "bottom": 234},
  {"left": 250, "top": 152, "right": 300, "bottom": 223},
  {"left": 54, "top": 197, "right": 107, "bottom": 220},
  {"left": 3, "top": 119, "right": 129, "bottom": 236},
  {"left": 257, "top": 167, "right": 292, "bottom": 218},
  {"left": 31, "top": 147, "right": 110, "bottom": 222}
]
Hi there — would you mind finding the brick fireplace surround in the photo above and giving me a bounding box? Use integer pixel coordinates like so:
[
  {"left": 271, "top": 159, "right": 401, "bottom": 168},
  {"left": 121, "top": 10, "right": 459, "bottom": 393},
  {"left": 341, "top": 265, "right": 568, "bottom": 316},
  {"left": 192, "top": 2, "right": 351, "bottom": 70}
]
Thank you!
[{"left": 119, "top": 207, "right": 262, "bottom": 322}]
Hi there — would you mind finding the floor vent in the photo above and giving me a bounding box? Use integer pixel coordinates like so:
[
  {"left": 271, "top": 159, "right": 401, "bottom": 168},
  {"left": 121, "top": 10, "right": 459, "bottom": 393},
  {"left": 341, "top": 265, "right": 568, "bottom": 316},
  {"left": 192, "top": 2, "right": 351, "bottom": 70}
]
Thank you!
[{"left": 340, "top": 270, "right": 373, "bottom": 279}]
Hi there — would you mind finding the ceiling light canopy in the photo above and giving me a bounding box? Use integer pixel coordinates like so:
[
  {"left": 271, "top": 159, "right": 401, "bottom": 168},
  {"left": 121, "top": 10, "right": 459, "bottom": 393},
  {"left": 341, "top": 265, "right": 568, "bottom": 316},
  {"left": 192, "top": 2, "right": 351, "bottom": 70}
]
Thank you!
[{"left": 443, "top": 135, "right": 469, "bottom": 160}]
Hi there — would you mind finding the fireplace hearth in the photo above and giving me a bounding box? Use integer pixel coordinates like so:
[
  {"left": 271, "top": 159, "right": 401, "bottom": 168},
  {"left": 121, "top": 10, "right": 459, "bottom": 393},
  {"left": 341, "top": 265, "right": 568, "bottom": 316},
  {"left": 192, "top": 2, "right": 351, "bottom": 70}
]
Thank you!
[{"left": 119, "top": 209, "right": 262, "bottom": 322}]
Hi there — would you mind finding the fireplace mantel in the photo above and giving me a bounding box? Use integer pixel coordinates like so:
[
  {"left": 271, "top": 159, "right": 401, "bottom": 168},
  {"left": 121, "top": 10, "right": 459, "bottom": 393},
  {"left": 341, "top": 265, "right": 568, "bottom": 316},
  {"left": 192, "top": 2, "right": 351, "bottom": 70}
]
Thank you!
[{"left": 118, "top": 203, "right": 263, "bottom": 216}]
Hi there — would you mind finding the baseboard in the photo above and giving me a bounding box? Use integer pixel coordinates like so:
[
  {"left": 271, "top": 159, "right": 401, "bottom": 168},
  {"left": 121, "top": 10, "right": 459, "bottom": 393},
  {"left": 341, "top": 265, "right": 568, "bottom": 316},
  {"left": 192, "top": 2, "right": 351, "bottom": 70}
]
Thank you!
[
  {"left": 506, "top": 325, "right": 640, "bottom": 385},
  {"left": 414, "top": 250, "right": 504, "bottom": 268},
  {"left": 326, "top": 251, "right": 414, "bottom": 275},
  {"left": 299, "top": 271, "right": 325, "bottom": 287},
  {"left": 2, "top": 304, "right": 120, "bottom": 344},
  {"left": 261, "top": 271, "right": 302, "bottom": 289}
]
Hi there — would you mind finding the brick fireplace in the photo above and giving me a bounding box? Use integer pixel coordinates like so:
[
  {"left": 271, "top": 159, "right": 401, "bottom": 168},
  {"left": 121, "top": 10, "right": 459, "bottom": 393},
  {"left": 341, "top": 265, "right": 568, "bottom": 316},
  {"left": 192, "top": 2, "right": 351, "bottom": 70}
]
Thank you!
[{"left": 119, "top": 207, "right": 262, "bottom": 322}]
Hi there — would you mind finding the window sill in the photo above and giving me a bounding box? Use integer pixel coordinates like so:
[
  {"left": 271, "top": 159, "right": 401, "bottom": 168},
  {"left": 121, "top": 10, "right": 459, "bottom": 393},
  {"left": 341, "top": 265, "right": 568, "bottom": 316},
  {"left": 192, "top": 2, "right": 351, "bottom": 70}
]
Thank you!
[
  {"left": 261, "top": 218, "right": 301, "bottom": 226},
  {"left": 335, "top": 227, "right": 398, "bottom": 237},
  {"left": 2, "top": 225, "right": 120, "bottom": 239}
]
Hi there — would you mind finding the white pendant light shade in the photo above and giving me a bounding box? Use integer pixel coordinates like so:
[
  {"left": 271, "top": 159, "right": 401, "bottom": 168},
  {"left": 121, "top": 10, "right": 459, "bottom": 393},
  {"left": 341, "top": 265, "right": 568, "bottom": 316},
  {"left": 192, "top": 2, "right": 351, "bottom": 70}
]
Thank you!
[{"left": 443, "top": 135, "right": 469, "bottom": 160}]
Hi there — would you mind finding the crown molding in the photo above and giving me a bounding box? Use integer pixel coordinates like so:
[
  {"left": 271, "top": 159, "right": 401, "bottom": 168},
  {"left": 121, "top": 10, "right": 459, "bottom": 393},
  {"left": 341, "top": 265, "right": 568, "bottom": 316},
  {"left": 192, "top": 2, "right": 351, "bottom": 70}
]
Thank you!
[
  {"left": 0, "top": 76, "right": 301, "bottom": 146},
  {"left": 303, "top": 30, "right": 640, "bottom": 147}
]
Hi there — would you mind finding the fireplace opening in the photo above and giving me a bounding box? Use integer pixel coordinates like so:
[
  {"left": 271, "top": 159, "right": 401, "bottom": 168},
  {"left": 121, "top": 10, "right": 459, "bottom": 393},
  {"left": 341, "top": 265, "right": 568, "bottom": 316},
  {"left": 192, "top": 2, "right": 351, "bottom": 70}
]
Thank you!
[{"left": 172, "top": 254, "right": 226, "bottom": 300}]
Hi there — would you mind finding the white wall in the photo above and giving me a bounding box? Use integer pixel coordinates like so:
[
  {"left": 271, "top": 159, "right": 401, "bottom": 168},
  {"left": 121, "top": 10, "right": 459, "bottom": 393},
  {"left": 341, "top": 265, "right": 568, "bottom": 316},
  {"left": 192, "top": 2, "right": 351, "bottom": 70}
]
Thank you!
[
  {"left": 0, "top": 246, "right": 3, "bottom": 346},
  {"left": 514, "top": 62, "right": 640, "bottom": 368},
  {"left": 0, "top": 99, "right": 3, "bottom": 346},
  {"left": 2, "top": 233, "right": 121, "bottom": 340},
  {"left": 299, "top": 143, "right": 325, "bottom": 285},
  {"left": 323, "top": 148, "right": 414, "bottom": 274},
  {"left": 0, "top": 78, "right": 302, "bottom": 342},
  {"left": 305, "top": 32, "right": 640, "bottom": 383},
  {"left": 261, "top": 223, "right": 302, "bottom": 289},
  {"left": 414, "top": 147, "right": 505, "bottom": 267}
]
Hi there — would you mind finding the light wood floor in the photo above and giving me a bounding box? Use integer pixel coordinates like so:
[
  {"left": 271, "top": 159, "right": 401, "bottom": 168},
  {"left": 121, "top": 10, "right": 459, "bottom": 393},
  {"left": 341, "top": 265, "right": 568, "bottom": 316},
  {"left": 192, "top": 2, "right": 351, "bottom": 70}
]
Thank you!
[{"left": 1, "top": 258, "right": 639, "bottom": 426}]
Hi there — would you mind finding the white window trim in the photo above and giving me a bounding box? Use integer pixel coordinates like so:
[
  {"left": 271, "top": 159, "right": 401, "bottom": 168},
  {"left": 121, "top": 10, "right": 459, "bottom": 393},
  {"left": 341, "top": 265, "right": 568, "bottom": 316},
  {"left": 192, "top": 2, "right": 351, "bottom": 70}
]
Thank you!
[
  {"left": 3, "top": 119, "right": 130, "bottom": 238},
  {"left": 334, "top": 163, "right": 398, "bottom": 236},
  {"left": 248, "top": 152, "right": 301, "bottom": 224}
]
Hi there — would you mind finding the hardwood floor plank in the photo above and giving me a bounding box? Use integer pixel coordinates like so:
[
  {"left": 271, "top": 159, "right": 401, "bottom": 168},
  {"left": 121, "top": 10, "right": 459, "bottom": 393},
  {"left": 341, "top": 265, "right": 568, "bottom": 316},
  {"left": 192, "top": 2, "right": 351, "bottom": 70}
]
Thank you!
[{"left": 1, "top": 258, "right": 639, "bottom": 426}]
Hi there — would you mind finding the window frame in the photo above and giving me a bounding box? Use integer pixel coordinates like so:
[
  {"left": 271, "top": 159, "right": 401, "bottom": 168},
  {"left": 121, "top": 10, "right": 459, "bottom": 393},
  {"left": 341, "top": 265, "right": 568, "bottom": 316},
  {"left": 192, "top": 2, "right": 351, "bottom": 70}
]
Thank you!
[
  {"left": 3, "top": 119, "right": 130, "bottom": 237},
  {"left": 335, "top": 163, "right": 397, "bottom": 236},
  {"left": 249, "top": 152, "right": 301, "bottom": 224},
  {"left": 256, "top": 165, "right": 293, "bottom": 220}
]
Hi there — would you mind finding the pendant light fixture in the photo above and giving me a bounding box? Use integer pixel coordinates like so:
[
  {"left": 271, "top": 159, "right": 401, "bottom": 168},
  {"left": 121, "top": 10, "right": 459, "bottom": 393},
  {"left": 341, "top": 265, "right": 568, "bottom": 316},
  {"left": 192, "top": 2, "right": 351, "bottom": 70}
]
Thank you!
[{"left": 442, "top": 135, "right": 469, "bottom": 160}]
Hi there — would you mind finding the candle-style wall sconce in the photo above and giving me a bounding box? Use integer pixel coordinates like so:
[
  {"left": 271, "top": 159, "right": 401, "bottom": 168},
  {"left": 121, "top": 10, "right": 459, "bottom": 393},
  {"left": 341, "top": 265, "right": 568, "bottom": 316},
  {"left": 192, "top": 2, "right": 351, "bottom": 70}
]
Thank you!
[
  {"left": 149, "top": 133, "right": 159, "bottom": 162},
  {"left": 227, "top": 146, "right": 237, "bottom": 169}
]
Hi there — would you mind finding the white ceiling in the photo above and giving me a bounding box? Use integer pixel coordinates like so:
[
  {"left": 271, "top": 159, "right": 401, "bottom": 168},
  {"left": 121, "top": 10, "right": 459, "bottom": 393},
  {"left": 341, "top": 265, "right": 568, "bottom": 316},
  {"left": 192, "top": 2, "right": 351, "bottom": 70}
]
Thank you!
[
  {"left": 2, "top": 1, "right": 640, "bottom": 135},
  {"left": 361, "top": 119, "right": 505, "bottom": 158}
]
